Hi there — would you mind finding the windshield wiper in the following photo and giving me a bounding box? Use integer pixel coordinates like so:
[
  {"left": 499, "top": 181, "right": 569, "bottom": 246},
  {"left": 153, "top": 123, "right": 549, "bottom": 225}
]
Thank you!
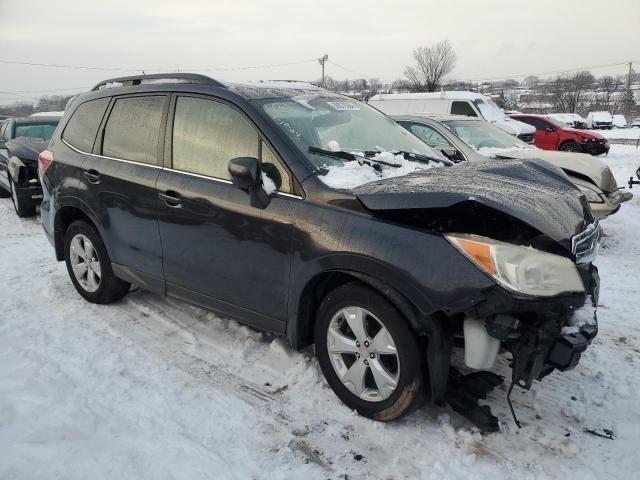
[
  {"left": 385, "top": 150, "right": 454, "bottom": 166},
  {"left": 308, "top": 146, "right": 402, "bottom": 168}
]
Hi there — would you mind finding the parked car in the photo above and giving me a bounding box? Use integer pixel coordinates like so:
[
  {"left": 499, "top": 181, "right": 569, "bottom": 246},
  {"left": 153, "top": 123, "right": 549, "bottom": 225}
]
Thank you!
[
  {"left": 509, "top": 113, "right": 609, "bottom": 155},
  {"left": 546, "top": 113, "right": 588, "bottom": 129},
  {"left": 631, "top": 118, "right": 640, "bottom": 128},
  {"left": 41, "top": 73, "right": 600, "bottom": 432},
  {"left": 0, "top": 116, "right": 60, "bottom": 216},
  {"left": 395, "top": 113, "right": 631, "bottom": 219},
  {"left": 586, "top": 111, "right": 613, "bottom": 129},
  {"left": 368, "top": 91, "right": 536, "bottom": 143},
  {"left": 612, "top": 114, "right": 628, "bottom": 128}
]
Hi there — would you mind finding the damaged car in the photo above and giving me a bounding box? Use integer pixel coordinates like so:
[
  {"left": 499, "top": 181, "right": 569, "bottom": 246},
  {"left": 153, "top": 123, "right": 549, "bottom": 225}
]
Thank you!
[
  {"left": 0, "top": 116, "right": 61, "bottom": 216},
  {"left": 41, "top": 74, "right": 600, "bottom": 432},
  {"left": 394, "top": 113, "right": 632, "bottom": 219}
]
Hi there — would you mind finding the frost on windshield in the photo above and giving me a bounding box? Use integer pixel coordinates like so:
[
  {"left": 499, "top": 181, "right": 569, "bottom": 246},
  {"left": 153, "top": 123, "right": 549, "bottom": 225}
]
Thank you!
[{"left": 319, "top": 151, "right": 442, "bottom": 190}]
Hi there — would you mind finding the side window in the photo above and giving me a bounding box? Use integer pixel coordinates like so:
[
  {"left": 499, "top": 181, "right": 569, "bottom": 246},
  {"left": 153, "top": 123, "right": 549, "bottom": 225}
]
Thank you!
[
  {"left": 102, "top": 96, "right": 165, "bottom": 165},
  {"left": 63, "top": 98, "right": 110, "bottom": 152},
  {"left": 516, "top": 116, "right": 545, "bottom": 130},
  {"left": 451, "top": 101, "right": 478, "bottom": 117},
  {"left": 404, "top": 122, "right": 452, "bottom": 148},
  {"left": 172, "top": 96, "right": 259, "bottom": 180},
  {"left": 261, "top": 141, "right": 292, "bottom": 193}
]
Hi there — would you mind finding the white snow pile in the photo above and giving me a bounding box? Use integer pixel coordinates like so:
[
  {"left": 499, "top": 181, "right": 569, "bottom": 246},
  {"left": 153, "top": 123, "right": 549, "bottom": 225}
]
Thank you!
[
  {"left": 319, "top": 151, "right": 441, "bottom": 189},
  {"left": 562, "top": 299, "right": 597, "bottom": 335},
  {"left": 30, "top": 111, "right": 64, "bottom": 117},
  {"left": 261, "top": 171, "right": 277, "bottom": 195},
  {"left": 477, "top": 145, "right": 534, "bottom": 157}
]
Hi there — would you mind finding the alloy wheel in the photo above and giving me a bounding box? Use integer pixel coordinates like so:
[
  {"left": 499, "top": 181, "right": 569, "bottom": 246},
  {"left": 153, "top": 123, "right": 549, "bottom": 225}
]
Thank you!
[
  {"left": 326, "top": 306, "right": 400, "bottom": 402},
  {"left": 69, "top": 233, "right": 102, "bottom": 292}
]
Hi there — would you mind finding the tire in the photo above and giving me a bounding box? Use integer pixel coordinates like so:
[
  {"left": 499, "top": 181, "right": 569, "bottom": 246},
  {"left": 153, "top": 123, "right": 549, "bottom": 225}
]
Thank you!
[
  {"left": 9, "top": 176, "right": 36, "bottom": 217},
  {"left": 314, "top": 282, "right": 425, "bottom": 421},
  {"left": 64, "top": 220, "right": 130, "bottom": 304},
  {"left": 559, "top": 141, "right": 582, "bottom": 153}
]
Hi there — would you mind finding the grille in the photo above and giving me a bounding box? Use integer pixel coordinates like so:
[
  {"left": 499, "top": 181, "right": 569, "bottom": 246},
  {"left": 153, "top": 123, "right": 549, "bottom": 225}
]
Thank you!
[
  {"left": 518, "top": 133, "right": 534, "bottom": 143},
  {"left": 572, "top": 221, "right": 600, "bottom": 264}
]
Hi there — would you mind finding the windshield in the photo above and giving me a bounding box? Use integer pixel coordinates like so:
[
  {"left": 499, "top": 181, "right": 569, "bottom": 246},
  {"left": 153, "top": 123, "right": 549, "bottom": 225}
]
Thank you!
[
  {"left": 473, "top": 98, "right": 505, "bottom": 122},
  {"left": 443, "top": 120, "right": 533, "bottom": 152},
  {"left": 257, "top": 95, "right": 446, "bottom": 168},
  {"left": 14, "top": 123, "right": 58, "bottom": 141}
]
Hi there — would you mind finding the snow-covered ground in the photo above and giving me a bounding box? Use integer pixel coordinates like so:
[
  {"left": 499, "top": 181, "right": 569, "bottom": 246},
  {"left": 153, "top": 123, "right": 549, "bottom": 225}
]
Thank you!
[
  {"left": 1, "top": 145, "right": 640, "bottom": 480},
  {"left": 601, "top": 128, "right": 640, "bottom": 140}
]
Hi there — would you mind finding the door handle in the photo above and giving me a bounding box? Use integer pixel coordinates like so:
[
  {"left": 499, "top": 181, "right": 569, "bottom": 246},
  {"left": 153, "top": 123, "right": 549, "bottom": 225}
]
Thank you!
[
  {"left": 83, "top": 170, "right": 101, "bottom": 184},
  {"left": 159, "top": 191, "right": 182, "bottom": 208}
]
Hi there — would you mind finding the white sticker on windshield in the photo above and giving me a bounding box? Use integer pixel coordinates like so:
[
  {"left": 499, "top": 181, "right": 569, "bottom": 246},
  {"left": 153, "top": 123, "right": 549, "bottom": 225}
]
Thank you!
[{"left": 326, "top": 101, "right": 360, "bottom": 111}]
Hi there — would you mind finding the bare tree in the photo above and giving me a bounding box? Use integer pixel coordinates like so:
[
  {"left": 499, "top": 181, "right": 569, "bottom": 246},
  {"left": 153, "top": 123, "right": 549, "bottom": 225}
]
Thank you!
[
  {"left": 596, "top": 75, "right": 621, "bottom": 109},
  {"left": 547, "top": 71, "right": 594, "bottom": 113},
  {"left": 404, "top": 40, "right": 457, "bottom": 92}
]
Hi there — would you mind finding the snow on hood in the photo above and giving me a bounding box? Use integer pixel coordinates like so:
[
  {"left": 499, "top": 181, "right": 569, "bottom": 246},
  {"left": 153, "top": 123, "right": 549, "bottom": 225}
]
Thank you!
[
  {"left": 493, "top": 118, "right": 536, "bottom": 136},
  {"left": 319, "top": 151, "right": 442, "bottom": 190}
]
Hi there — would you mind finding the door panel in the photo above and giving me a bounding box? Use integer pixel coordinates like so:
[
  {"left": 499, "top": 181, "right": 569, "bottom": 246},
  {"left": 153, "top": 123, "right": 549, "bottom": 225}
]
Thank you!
[{"left": 157, "top": 170, "right": 294, "bottom": 331}]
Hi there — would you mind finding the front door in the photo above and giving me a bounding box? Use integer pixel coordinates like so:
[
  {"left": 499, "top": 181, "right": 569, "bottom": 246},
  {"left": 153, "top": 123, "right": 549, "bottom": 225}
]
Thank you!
[
  {"left": 81, "top": 94, "right": 168, "bottom": 290},
  {"left": 157, "top": 94, "right": 297, "bottom": 332}
]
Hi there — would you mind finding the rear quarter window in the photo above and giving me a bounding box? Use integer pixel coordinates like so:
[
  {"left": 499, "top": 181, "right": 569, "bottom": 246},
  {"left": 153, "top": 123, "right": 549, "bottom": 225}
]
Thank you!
[
  {"left": 63, "top": 98, "right": 110, "bottom": 152},
  {"left": 450, "top": 101, "right": 477, "bottom": 117}
]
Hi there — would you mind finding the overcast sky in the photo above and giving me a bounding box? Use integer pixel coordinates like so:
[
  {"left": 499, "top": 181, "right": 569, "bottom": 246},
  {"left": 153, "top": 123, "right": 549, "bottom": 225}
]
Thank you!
[{"left": 1, "top": 0, "right": 639, "bottom": 104}]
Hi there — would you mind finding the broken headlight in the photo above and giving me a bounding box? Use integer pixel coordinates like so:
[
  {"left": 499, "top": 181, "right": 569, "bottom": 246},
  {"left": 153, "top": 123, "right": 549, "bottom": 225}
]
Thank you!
[
  {"left": 577, "top": 184, "right": 604, "bottom": 203},
  {"left": 446, "top": 234, "right": 585, "bottom": 297}
]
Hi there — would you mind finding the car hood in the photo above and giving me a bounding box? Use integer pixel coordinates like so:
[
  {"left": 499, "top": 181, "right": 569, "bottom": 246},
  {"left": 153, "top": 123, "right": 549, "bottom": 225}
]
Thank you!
[
  {"left": 493, "top": 118, "right": 536, "bottom": 136},
  {"left": 564, "top": 127, "right": 603, "bottom": 139},
  {"left": 5, "top": 137, "right": 48, "bottom": 163},
  {"left": 494, "top": 149, "right": 617, "bottom": 192},
  {"left": 353, "top": 158, "right": 593, "bottom": 251}
]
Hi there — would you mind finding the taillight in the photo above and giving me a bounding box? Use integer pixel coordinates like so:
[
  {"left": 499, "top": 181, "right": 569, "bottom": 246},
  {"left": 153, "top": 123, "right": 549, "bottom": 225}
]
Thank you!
[{"left": 38, "top": 149, "right": 54, "bottom": 179}]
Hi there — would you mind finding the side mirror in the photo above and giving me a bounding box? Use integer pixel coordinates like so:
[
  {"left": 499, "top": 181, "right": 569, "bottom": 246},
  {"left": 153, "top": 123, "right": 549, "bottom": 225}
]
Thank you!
[
  {"left": 228, "top": 157, "right": 270, "bottom": 209},
  {"left": 439, "top": 145, "right": 463, "bottom": 162}
]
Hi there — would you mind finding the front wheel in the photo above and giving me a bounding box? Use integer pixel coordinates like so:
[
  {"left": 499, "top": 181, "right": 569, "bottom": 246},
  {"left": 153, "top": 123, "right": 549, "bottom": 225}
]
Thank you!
[
  {"left": 64, "top": 220, "right": 131, "bottom": 304},
  {"left": 314, "top": 283, "right": 425, "bottom": 421},
  {"left": 559, "top": 141, "right": 582, "bottom": 153},
  {"left": 9, "top": 176, "right": 36, "bottom": 217}
]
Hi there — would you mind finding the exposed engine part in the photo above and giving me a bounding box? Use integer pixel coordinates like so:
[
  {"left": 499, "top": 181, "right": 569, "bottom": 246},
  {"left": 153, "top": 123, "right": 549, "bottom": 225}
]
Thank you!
[{"left": 463, "top": 318, "right": 500, "bottom": 370}]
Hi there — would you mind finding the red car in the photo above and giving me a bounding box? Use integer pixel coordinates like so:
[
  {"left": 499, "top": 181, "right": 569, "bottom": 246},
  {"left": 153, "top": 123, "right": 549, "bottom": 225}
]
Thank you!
[{"left": 510, "top": 113, "right": 609, "bottom": 156}]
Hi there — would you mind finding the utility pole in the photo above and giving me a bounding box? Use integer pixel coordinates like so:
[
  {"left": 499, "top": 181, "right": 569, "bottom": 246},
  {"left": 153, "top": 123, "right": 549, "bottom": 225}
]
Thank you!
[
  {"left": 318, "top": 54, "right": 328, "bottom": 87},
  {"left": 628, "top": 61, "right": 633, "bottom": 88}
]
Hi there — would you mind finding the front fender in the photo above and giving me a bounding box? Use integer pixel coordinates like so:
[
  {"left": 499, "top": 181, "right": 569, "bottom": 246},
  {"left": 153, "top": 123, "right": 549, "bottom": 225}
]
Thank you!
[{"left": 8, "top": 156, "right": 27, "bottom": 184}]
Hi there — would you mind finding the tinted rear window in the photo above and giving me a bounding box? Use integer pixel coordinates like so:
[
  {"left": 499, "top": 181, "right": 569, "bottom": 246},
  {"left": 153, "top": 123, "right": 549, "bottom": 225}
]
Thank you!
[
  {"left": 62, "top": 98, "right": 110, "bottom": 152},
  {"left": 102, "top": 96, "right": 165, "bottom": 165},
  {"left": 15, "top": 123, "right": 58, "bottom": 141}
]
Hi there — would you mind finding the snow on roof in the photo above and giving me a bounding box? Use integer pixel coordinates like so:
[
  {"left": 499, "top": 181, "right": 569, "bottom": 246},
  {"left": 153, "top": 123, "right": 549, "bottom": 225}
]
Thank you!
[
  {"left": 369, "top": 91, "right": 487, "bottom": 102},
  {"left": 226, "top": 80, "right": 321, "bottom": 91},
  {"left": 30, "top": 111, "right": 64, "bottom": 117}
]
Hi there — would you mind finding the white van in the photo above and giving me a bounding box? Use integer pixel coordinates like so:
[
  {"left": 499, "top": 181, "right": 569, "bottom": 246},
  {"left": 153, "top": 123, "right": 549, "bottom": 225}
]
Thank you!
[
  {"left": 369, "top": 91, "right": 536, "bottom": 143},
  {"left": 586, "top": 111, "right": 613, "bottom": 130}
]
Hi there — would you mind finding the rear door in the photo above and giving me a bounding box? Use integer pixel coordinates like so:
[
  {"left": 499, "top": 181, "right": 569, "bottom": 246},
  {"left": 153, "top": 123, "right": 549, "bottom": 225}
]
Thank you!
[
  {"left": 156, "top": 94, "right": 297, "bottom": 332},
  {"left": 81, "top": 94, "right": 168, "bottom": 292}
]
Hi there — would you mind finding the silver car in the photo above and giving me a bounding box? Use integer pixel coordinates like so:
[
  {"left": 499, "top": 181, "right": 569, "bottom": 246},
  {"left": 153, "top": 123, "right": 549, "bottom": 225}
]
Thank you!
[{"left": 394, "top": 113, "right": 632, "bottom": 219}]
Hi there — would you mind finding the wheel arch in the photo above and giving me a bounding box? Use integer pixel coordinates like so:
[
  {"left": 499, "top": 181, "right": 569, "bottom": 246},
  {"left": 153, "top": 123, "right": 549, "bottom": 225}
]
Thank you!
[
  {"left": 53, "top": 201, "right": 104, "bottom": 261},
  {"left": 288, "top": 267, "right": 426, "bottom": 351}
]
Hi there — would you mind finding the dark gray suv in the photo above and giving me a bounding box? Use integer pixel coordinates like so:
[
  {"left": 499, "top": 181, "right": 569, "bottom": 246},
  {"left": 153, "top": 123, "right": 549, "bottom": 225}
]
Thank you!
[{"left": 39, "top": 73, "right": 599, "bottom": 432}]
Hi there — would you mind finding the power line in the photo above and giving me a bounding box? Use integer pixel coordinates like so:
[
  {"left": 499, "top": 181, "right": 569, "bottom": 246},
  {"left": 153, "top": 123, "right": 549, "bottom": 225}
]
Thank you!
[
  {"left": 0, "top": 58, "right": 318, "bottom": 73},
  {"left": 327, "top": 60, "right": 371, "bottom": 79},
  {"left": 463, "top": 61, "right": 637, "bottom": 82}
]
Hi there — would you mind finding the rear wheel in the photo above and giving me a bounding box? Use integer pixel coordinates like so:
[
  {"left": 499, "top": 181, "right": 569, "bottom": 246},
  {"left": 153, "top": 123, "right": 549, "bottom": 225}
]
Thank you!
[
  {"left": 64, "top": 220, "right": 130, "bottom": 304},
  {"left": 559, "top": 141, "right": 582, "bottom": 153},
  {"left": 9, "top": 176, "right": 36, "bottom": 217},
  {"left": 314, "top": 283, "right": 425, "bottom": 421}
]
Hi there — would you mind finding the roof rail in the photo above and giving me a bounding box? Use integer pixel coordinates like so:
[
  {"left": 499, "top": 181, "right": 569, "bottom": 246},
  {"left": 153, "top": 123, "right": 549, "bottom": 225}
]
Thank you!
[{"left": 91, "top": 73, "right": 224, "bottom": 91}]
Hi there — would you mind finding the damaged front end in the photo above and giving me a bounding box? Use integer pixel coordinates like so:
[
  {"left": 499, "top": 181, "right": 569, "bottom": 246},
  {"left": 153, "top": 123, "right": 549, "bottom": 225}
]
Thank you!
[
  {"left": 443, "top": 226, "right": 600, "bottom": 433},
  {"left": 353, "top": 159, "right": 602, "bottom": 433}
]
